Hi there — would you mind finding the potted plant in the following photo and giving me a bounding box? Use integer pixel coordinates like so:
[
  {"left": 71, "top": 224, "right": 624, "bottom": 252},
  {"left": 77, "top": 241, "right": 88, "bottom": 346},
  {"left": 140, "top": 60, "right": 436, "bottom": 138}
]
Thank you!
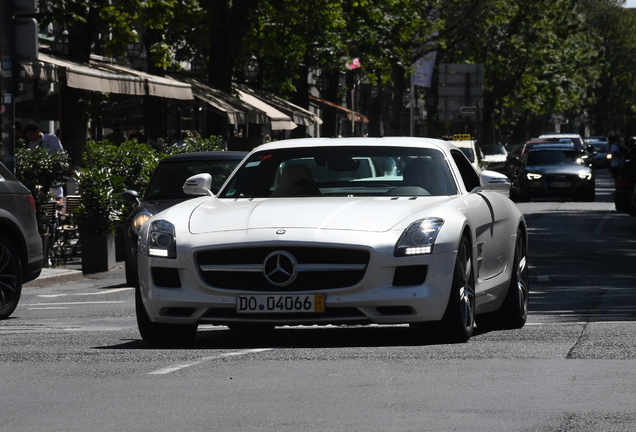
[{"left": 75, "top": 143, "right": 126, "bottom": 274}]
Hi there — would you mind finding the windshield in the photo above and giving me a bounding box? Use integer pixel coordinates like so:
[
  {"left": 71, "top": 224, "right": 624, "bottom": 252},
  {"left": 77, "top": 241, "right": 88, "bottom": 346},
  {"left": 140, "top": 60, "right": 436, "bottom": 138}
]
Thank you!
[
  {"left": 144, "top": 158, "right": 242, "bottom": 200},
  {"left": 219, "top": 146, "right": 458, "bottom": 198},
  {"left": 590, "top": 142, "right": 608, "bottom": 152},
  {"left": 481, "top": 144, "right": 506, "bottom": 155},
  {"left": 527, "top": 149, "right": 583, "bottom": 166},
  {"left": 458, "top": 147, "right": 475, "bottom": 162}
]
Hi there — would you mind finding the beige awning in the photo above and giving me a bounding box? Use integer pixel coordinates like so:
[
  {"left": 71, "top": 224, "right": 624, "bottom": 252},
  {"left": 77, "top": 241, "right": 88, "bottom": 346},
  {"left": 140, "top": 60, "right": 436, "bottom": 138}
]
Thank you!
[
  {"left": 22, "top": 53, "right": 193, "bottom": 100},
  {"left": 236, "top": 84, "right": 322, "bottom": 126},
  {"left": 169, "top": 74, "right": 268, "bottom": 125},
  {"left": 236, "top": 89, "right": 297, "bottom": 130},
  {"left": 309, "top": 95, "right": 369, "bottom": 123}
]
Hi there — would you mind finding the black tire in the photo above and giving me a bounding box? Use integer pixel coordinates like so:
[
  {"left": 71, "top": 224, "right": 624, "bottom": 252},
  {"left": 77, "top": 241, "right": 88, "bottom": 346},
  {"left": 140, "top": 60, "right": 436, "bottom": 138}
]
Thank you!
[
  {"left": 135, "top": 287, "right": 198, "bottom": 346},
  {"left": 477, "top": 228, "right": 529, "bottom": 330},
  {"left": 0, "top": 234, "right": 23, "bottom": 319},
  {"left": 124, "top": 258, "right": 139, "bottom": 288},
  {"left": 440, "top": 236, "right": 475, "bottom": 342},
  {"left": 500, "top": 229, "right": 529, "bottom": 328}
]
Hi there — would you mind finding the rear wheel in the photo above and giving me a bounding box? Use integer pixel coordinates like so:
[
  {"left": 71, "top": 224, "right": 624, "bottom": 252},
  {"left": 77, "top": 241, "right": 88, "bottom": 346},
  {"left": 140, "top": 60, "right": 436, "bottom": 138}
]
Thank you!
[
  {"left": 440, "top": 236, "right": 475, "bottom": 342},
  {"left": 0, "top": 234, "right": 22, "bottom": 319},
  {"left": 135, "top": 287, "right": 198, "bottom": 346}
]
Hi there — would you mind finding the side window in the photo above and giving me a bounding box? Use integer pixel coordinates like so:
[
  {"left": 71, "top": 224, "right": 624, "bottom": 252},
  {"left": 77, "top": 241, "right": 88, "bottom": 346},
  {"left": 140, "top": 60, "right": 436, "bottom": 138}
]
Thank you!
[{"left": 451, "top": 150, "right": 480, "bottom": 192}]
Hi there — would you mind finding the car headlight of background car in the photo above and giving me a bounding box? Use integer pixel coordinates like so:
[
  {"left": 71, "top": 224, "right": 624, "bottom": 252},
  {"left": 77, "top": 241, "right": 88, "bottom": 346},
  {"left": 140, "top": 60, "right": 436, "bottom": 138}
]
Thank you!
[
  {"left": 147, "top": 220, "right": 177, "bottom": 258},
  {"left": 526, "top": 173, "right": 543, "bottom": 180},
  {"left": 394, "top": 218, "right": 444, "bottom": 257},
  {"left": 132, "top": 210, "right": 153, "bottom": 235}
]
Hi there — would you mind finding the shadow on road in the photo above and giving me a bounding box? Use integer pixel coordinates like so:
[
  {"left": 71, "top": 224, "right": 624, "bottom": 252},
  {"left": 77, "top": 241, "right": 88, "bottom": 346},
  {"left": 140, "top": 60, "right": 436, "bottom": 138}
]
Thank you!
[{"left": 100, "top": 324, "right": 496, "bottom": 350}]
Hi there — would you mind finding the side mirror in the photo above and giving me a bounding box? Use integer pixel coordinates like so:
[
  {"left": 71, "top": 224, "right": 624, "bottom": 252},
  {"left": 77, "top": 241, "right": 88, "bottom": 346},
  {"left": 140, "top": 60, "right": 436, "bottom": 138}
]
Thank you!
[
  {"left": 121, "top": 189, "right": 140, "bottom": 205},
  {"left": 183, "top": 173, "right": 214, "bottom": 196},
  {"left": 472, "top": 170, "right": 511, "bottom": 194}
]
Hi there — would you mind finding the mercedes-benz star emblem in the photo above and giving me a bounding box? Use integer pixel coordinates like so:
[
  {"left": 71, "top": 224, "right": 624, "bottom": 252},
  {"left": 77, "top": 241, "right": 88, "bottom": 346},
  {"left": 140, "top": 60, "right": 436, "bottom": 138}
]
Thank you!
[{"left": 263, "top": 251, "right": 298, "bottom": 286}]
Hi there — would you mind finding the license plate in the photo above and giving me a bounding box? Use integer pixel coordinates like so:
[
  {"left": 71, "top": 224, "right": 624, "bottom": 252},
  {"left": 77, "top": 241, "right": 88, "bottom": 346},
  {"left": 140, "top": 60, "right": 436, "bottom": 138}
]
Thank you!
[
  {"left": 236, "top": 294, "right": 325, "bottom": 313},
  {"left": 550, "top": 182, "right": 571, "bottom": 188}
]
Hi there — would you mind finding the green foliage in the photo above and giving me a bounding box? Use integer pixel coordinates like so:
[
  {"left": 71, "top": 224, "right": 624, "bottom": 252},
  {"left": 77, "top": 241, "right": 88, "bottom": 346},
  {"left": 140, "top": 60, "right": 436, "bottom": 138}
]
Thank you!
[
  {"left": 75, "top": 136, "right": 224, "bottom": 236},
  {"left": 15, "top": 147, "right": 71, "bottom": 228},
  {"left": 74, "top": 166, "right": 126, "bottom": 236},
  {"left": 167, "top": 135, "right": 225, "bottom": 154}
]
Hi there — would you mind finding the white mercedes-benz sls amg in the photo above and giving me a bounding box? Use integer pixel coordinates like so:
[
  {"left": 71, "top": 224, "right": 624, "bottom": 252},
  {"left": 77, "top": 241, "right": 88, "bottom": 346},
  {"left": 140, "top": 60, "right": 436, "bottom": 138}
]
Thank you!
[{"left": 136, "top": 137, "right": 529, "bottom": 345}]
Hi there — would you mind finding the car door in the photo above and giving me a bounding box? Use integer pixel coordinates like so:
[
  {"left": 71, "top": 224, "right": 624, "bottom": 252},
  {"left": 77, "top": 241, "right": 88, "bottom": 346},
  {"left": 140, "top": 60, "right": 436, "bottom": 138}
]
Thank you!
[{"left": 451, "top": 150, "right": 511, "bottom": 282}]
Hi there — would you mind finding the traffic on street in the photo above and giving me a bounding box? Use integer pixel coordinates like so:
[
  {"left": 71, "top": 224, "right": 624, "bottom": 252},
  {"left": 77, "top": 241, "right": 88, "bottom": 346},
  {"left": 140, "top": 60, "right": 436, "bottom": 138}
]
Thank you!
[{"left": 2, "top": 168, "right": 636, "bottom": 431}]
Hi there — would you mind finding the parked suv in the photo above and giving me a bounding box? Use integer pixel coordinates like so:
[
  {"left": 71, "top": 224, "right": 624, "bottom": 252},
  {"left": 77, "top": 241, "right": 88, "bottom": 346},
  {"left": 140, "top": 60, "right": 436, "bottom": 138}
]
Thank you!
[{"left": 0, "top": 162, "right": 44, "bottom": 318}]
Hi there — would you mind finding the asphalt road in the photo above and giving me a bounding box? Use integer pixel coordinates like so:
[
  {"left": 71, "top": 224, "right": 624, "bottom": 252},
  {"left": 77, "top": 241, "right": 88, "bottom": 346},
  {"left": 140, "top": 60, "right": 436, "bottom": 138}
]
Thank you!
[{"left": 2, "top": 169, "right": 636, "bottom": 432}]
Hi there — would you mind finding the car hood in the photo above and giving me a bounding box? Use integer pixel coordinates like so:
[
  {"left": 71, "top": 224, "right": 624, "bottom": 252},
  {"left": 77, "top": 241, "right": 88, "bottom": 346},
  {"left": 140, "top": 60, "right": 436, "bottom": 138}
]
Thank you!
[
  {"left": 187, "top": 196, "right": 454, "bottom": 234},
  {"left": 527, "top": 165, "right": 591, "bottom": 175}
]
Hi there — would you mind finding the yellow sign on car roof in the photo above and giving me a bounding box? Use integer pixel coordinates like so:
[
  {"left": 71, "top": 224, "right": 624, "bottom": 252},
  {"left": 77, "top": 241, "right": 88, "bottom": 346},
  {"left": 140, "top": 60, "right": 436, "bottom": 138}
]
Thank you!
[{"left": 453, "top": 134, "right": 472, "bottom": 141}]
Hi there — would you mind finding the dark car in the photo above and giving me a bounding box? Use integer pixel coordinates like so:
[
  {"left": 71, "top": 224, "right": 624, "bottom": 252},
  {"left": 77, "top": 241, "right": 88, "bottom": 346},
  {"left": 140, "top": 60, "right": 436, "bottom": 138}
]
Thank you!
[
  {"left": 121, "top": 151, "right": 247, "bottom": 286},
  {"left": 588, "top": 141, "right": 611, "bottom": 169},
  {"left": 0, "top": 162, "right": 44, "bottom": 318},
  {"left": 508, "top": 143, "right": 595, "bottom": 202}
]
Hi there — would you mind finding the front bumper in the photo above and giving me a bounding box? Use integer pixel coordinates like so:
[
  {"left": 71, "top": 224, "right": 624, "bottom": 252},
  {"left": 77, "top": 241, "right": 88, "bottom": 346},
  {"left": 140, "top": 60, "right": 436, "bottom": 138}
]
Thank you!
[{"left": 138, "top": 235, "right": 457, "bottom": 327}]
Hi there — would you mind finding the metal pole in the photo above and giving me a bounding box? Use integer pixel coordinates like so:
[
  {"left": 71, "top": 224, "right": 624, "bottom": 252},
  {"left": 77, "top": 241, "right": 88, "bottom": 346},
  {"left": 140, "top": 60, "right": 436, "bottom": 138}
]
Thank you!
[
  {"left": 410, "top": 77, "right": 415, "bottom": 137},
  {"left": 1, "top": 0, "right": 17, "bottom": 174},
  {"left": 351, "top": 88, "right": 355, "bottom": 136}
]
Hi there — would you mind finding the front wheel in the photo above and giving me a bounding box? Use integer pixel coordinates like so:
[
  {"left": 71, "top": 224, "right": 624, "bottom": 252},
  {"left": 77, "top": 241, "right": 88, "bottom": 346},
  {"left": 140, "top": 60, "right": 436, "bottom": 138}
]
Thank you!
[
  {"left": 440, "top": 236, "right": 475, "bottom": 342},
  {"left": 135, "top": 287, "right": 198, "bottom": 346},
  {"left": 0, "top": 234, "right": 23, "bottom": 319}
]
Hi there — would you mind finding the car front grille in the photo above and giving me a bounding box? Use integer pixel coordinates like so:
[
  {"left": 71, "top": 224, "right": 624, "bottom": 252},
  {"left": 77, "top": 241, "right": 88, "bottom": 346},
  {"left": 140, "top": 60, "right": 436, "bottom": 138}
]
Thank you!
[
  {"left": 196, "top": 246, "right": 370, "bottom": 291},
  {"left": 545, "top": 174, "right": 577, "bottom": 191}
]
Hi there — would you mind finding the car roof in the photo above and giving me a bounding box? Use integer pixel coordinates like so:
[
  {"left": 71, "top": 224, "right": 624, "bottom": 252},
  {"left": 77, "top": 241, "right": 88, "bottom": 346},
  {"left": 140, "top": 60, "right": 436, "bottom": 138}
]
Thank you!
[
  {"left": 159, "top": 151, "right": 248, "bottom": 163},
  {"left": 539, "top": 133, "right": 582, "bottom": 138},
  {"left": 528, "top": 143, "right": 577, "bottom": 151},
  {"left": 252, "top": 137, "right": 454, "bottom": 153}
]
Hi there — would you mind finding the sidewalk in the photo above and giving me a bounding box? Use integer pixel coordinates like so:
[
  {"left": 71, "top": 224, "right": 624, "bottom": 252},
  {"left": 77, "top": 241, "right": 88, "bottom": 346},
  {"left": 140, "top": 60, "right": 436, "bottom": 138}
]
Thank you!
[
  {"left": 23, "top": 266, "right": 84, "bottom": 288},
  {"left": 23, "top": 257, "right": 91, "bottom": 288}
]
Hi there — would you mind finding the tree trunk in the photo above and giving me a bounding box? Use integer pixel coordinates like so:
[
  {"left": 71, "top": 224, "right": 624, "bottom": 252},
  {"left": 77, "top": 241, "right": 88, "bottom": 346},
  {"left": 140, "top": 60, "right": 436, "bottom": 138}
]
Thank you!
[
  {"left": 60, "top": 86, "right": 88, "bottom": 167},
  {"left": 479, "top": 94, "right": 496, "bottom": 146},
  {"left": 207, "top": 0, "right": 256, "bottom": 92},
  {"left": 387, "top": 64, "right": 406, "bottom": 136},
  {"left": 291, "top": 63, "right": 310, "bottom": 138}
]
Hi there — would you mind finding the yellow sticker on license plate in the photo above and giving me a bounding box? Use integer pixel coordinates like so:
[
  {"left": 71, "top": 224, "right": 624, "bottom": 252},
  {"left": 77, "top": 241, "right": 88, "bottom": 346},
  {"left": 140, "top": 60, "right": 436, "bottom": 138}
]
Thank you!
[{"left": 237, "top": 294, "right": 325, "bottom": 313}]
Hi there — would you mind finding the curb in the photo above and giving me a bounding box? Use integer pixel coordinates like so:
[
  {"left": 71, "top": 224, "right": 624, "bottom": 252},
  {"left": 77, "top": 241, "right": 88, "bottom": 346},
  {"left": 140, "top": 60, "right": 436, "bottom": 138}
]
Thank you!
[{"left": 23, "top": 268, "right": 84, "bottom": 288}]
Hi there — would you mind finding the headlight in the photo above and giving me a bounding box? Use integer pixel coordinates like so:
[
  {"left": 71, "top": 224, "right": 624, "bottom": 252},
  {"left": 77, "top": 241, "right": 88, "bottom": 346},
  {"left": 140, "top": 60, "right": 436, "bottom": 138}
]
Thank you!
[
  {"left": 147, "top": 220, "right": 177, "bottom": 258},
  {"left": 394, "top": 218, "right": 444, "bottom": 257},
  {"left": 526, "top": 173, "right": 542, "bottom": 180},
  {"left": 131, "top": 211, "right": 152, "bottom": 235},
  {"left": 578, "top": 171, "right": 592, "bottom": 180}
]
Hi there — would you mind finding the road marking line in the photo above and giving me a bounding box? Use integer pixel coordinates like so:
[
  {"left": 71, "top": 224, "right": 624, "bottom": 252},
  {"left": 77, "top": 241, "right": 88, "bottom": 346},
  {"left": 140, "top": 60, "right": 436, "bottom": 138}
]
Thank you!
[
  {"left": 537, "top": 275, "right": 549, "bottom": 282},
  {"left": 28, "top": 301, "right": 126, "bottom": 306},
  {"left": 148, "top": 348, "right": 272, "bottom": 375},
  {"left": 593, "top": 205, "right": 615, "bottom": 235},
  {"left": 76, "top": 288, "right": 133, "bottom": 296},
  {"left": 38, "top": 288, "right": 133, "bottom": 298}
]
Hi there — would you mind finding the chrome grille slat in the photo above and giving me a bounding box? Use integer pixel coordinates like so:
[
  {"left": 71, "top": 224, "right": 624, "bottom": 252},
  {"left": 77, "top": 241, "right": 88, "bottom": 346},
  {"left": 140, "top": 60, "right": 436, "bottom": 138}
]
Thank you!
[{"left": 196, "top": 246, "right": 370, "bottom": 291}]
